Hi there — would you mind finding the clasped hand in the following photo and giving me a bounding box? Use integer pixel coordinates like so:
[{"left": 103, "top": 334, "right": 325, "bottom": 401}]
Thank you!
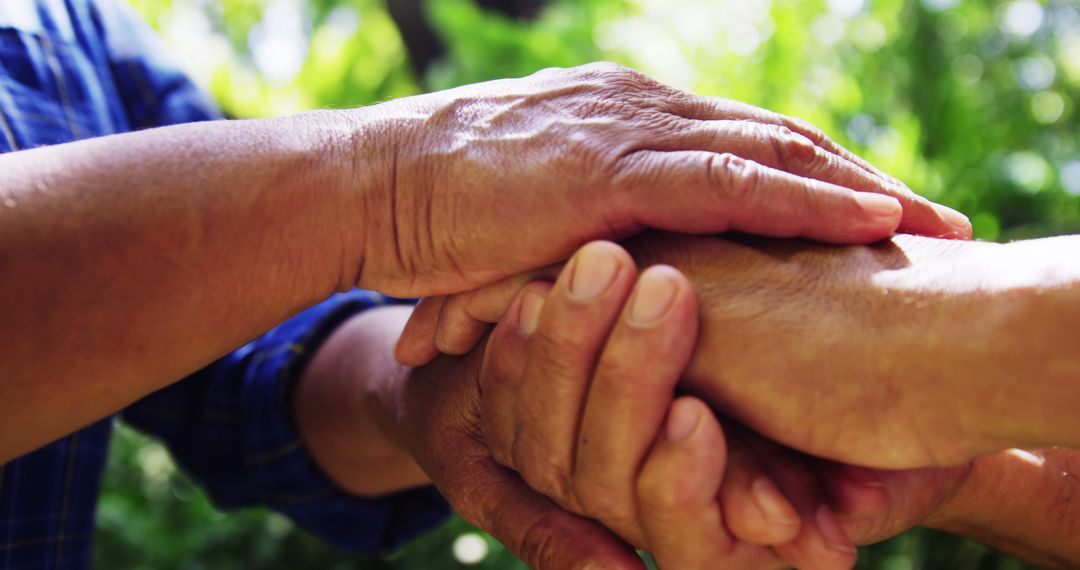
[{"left": 396, "top": 240, "right": 970, "bottom": 570}]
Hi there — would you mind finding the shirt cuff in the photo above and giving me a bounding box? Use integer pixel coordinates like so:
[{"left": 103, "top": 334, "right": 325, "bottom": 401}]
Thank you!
[{"left": 240, "top": 290, "right": 450, "bottom": 553}]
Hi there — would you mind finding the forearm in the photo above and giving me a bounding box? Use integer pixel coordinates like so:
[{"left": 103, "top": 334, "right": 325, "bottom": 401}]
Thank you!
[
  {"left": 874, "top": 235, "right": 1080, "bottom": 452},
  {"left": 0, "top": 110, "right": 376, "bottom": 461},
  {"left": 924, "top": 448, "right": 1080, "bottom": 567},
  {"left": 295, "top": 306, "right": 430, "bottom": 497},
  {"left": 623, "top": 232, "right": 1080, "bottom": 466}
]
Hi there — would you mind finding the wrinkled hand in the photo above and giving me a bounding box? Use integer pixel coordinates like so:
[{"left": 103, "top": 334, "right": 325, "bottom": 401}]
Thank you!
[{"left": 355, "top": 62, "right": 969, "bottom": 298}]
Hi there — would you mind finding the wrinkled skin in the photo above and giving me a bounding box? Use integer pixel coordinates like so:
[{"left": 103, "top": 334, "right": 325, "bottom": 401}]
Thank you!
[{"left": 353, "top": 62, "right": 968, "bottom": 298}]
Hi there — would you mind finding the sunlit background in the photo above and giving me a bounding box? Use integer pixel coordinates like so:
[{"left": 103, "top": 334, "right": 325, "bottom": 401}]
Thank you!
[{"left": 97, "top": 0, "right": 1078, "bottom": 568}]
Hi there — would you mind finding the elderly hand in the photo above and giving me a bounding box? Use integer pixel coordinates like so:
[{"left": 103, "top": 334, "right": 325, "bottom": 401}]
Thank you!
[{"left": 352, "top": 62, "right": 969, "bottom": 298}]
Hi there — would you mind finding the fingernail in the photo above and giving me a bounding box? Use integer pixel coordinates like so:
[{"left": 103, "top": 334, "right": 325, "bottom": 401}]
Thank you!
[
  {"left": 628, "top": 267, "right": 678, "bottom": 327},
  {"left": 518, "top": 290, "right": 545, "bottom": 336},
  {"left": 933, "top": 203, "right": 971, "bottom": 233},
  {"left": 665, "top": 401, "right": 700, "bottom": 444},
  {"left": 855, "top": 193, "right": 902, "bottom": 221},
  {"left": 751, "top": 477, "right": 801, "bottom": 526},
  {"left": 841, "top": 465, "right": 885, "bottom": 488},
  {"left": 569, "top": 244, "right": 619, "bottom": 300},
  {"left": 815, "top": 505, "right": 857, "bottom": 555}
]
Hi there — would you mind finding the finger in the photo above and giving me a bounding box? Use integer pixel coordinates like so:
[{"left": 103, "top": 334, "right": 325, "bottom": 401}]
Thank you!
[
  {"left": 754, "top": 447, "right": 857, "bottom": 570},
  {"left": 571, "top": 265, "right": 697, "bottom": 544},
  {"left": 613, "top": 150, "right": 902, "bottom": 245},
  {"left": 394, "top": 295, "right": 446, "bottom": 366},
  {"left": 818, "top": 462, "right": 970, "bottom": 545},
  {"left": 403, "top": 350, "right": 643, "bottom": 570},
  {"left": 479, "top": 281, "right": 554, "bottom": 467},
  {"left": 668, "top": 96, "right": 972, "bottom": 238},
  {"left": 512, "top": 241, "right": 638, "bottom": 506},
  {"left": 460, "top": 263, "right": 563, "bottom": 323},
  {"left": 638, "top": 398, "right": 784, "bottom": 570},
  {"left": 668, "top": 94, "right": 897, "bottom": 186},
  {"left": 720, "top": 440, "right": 803, "bottom": 546},
  {"left": 658, "top": 120, "right": 898, "bottom": 207},
  {"left": 435, "top": 292, "right": 491, "bottom": 355},
  {"left": 455, "top": 462, "right": 645, "bottom": 570},
  {"left": 435, "top": 264, "right": 563, "bottom": 355},
  {"left": 814, "top": 461, "right": 890, "bottom": 526},
  {"left": 432, "top": 429, "right": 644, "bottom": 569}
]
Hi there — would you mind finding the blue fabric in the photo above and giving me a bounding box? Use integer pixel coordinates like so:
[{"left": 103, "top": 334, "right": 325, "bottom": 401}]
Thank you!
[{"left": 0, "top": 1, "right": 449, "bottom": 568}]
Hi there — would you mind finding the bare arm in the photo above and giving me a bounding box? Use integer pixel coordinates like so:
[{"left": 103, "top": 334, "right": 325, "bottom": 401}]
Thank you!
[
  {"left": 0, "top": 112, "right": 367, "bottom": 462},
  {"left": 294, "top": 306, "right": 430, "bottom": 497},
  {"left": 1, "top": 63, "right": 964, "bottom": 462},
  {"left": 624, "top": 232, "right": 1080, "bottom": 467}
]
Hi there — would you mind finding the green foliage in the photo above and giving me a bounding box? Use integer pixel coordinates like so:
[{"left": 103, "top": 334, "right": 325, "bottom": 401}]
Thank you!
[{"left": 97, "top": 0, "right": 1079, "bottom": 567}]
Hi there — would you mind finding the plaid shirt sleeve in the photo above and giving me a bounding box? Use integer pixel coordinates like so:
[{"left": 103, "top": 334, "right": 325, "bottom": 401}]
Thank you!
[
  {"left": 122, "top": 291, "right": 450, "bottom": 553},
  {"left": 89, "top": 0, "right": 223, "bottom": 127}
]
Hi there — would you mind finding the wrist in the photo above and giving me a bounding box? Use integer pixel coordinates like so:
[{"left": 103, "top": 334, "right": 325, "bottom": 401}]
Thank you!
[
  {"left": 285, "top": 108, "right": 381, "bottom": 294},
  {"left": 335, "top": 101, "right": 425, "bottom": 294},
  {"left": 295, "top": 306, "right": 429, "bottom": 497}
]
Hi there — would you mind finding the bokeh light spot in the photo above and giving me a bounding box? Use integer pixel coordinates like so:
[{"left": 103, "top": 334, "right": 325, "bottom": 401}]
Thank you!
[
  {"left": 1000, "top": 0, "right": 1044, "bottom": 37},
  {"left": 1015, "top": 56, "right": 1056, "bottom": 91},
  {"left": 1005, "top": 151, "right": 1051, "bottom": 193},
  {"left": 453, "top": 533, "right": 490, "bottom": 565},
  {"left": 1031, "top": 91, "right": 1066, "bottom": 124},
  {"left": 811, "top": 13, "right": 845, "bottom": 45},
  {"left": 827, "top": 0, "right": 865, "bottom": 18},
  {"left": 1059, "top": 161, "right": 1080, "bottom": 195},
  {"left": 952, "top": 53, "right": 984, "bottom": 84}
]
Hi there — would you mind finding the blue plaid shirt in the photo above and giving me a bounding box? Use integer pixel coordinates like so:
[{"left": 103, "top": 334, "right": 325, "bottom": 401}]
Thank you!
[{"left": 0, "top": 1, "right": 449, "bottom": 568}]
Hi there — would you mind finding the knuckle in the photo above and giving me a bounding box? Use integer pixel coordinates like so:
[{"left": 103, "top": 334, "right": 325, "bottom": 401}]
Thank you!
[
  {"left": 710, "top": 152, "right": 760, "bottom": 204},
  {"left": 514, "top": 434, "right": 575, "bottom": 502},
  {"left": 574, "top": 479, "right": 635, "bottom": 528},
  {"left": 514, "top": 511, "right": 572, "bottom": 569},
  {"left": 480, "top": 355, "right": 518, "bottom": 393},
  {"left": 580, "top": 60, "right": 632, "bottom": 78},
  {"left": 766, "top": 124, "right": 819, "bottom": 169},
  {"left": 638, "top": 469, "right": 696, "bottom": 514},
  {"left": 783, "top": 115, "right": 828, "bottom": 144},
  {"left": 530, "top": 329, "right": 590, "bottom": 379},
  {"left": 582, "top": 61, "right": 657, "bottom": 93}
]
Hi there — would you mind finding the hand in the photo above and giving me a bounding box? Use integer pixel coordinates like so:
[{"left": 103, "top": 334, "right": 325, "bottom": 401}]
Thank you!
[
  {"left": 406, "top": 231, "right": 1080, "bottom": 468},
  {"left": 393, "top": 335, "right": 646, "bottom": 569},
  {"left": 352, "top": 62, "right": 970, "bottom": 298},
  {"left": 388, "top": 254, "right": 847, "bottom": 569},
  {"left": 476, "top": 241, "right": 860, "bottom": 569}
]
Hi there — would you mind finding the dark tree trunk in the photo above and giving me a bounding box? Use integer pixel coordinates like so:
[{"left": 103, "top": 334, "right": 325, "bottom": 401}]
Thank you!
[{"left": 386, "top": 0, "right": 550, "bottom": 78}]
